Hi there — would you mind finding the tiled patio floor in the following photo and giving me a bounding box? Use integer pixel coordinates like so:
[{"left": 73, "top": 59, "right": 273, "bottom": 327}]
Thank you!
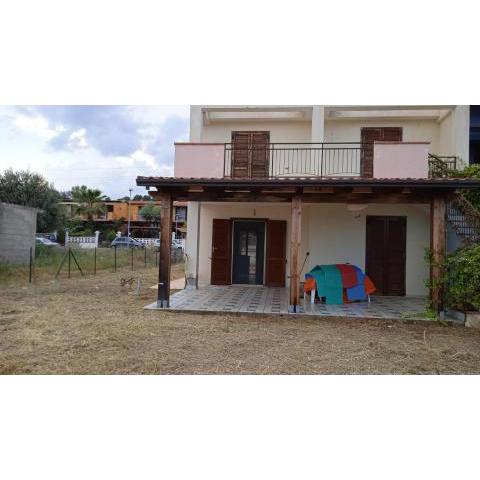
[{"left": 145, "top": 285, "right": 428, "bottom": 320}]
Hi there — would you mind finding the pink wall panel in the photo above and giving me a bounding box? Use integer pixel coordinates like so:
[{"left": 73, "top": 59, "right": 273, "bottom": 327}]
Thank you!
[
  {"left": 374, "top": 142, "right": 430, "bottom": 179},
  {"left": 174, "top": 143, "right": 225, "bottom": 178}
]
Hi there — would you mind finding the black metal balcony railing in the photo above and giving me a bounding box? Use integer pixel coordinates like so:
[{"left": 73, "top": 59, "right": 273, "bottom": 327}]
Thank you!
[
  {"left": 224, "top": 142, "right": 367, "bottom": 178},
  {"left": 428, "top": 153, "right": 458, "bottom": 178},
  {"left": 223, "top": 143, "right": 459, "bottom": 179}
]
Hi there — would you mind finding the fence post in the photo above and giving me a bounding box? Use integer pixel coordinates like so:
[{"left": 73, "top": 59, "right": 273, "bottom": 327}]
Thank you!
[
  {"left": 131, "top": 247, "right": 134, "bottom": 271},
  {"left": 68, "top": 247, "right": 71, "bottom": 278},
  {"left": 114, "top": 246, "right": 117, "bottom": 272},
  {"left": 94, "top": 230, "right": 100, "bottom": 248},
  {"left": 65, "top": 229, "right": 69, "bottom": 248},
  {"left": 94, "top": 247, "right": 97, "bottom": 276},
  {"left": 144, "top": 246, "right": 147, "bottom": 266},
  {"left": 29, "top": 246, "right": 33, "bottom": 284}
]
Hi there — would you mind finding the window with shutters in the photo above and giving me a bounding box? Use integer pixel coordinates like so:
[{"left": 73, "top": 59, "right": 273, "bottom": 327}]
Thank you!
[{"left": 231, "top": 131, "right": 270, "bottom": 178}]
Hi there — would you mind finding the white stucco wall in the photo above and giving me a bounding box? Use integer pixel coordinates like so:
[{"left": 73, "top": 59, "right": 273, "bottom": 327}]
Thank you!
[
  {"left": 324, "top": 119, "right": 441, "bottom": 152},
  {"left": 194, "top": 202, "right": 430, "bottom": 296},
  {"left": 199, "top": 121, "right": 312, "bottom": 143},
  {"left": 306, "top": 204, "right": 430, "bottom": 296},
  {"left": 196, "top": 202, "right": 307, "bottom": 288},
  {"left": 438, "top": 106, "right": 470, "bottom": 164}
]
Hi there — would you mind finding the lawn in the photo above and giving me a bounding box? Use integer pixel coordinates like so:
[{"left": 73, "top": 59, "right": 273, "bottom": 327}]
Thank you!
[{"left": 1, "top": 263, "right": 480, "bottom": 374}]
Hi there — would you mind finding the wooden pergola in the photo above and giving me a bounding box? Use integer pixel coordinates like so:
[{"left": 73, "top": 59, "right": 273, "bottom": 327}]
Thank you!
[{"left": 136, "top": 176, "right": 480, "bottom": 312}]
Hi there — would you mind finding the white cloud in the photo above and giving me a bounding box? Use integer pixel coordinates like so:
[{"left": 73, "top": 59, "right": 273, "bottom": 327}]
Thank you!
[
  {"left": 68, "top": 128, "right": 88, "bottom": 149},
  {"left": 0, "top": 106, "right": 188, "bottom": 198},
  {"left": 12, "top": 111, "right": 61, "bottom": 140}
]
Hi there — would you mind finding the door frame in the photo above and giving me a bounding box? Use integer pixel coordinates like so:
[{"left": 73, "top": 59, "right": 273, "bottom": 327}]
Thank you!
[
  {"left": 210, "top": 217, "right": 287, "bottom": 287},
  {"left": 231, "top": 219, "right": 267, "bottom": 285}
]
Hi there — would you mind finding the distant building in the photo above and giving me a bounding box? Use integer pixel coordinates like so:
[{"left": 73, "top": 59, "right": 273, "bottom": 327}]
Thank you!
[{"left": 60, "top": 199, "right": 187, "bottom": 238}]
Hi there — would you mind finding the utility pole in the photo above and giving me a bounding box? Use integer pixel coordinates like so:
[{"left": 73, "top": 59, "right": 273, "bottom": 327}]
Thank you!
[{"left": 127, "top": 187, "right": 133, "bottom": 238}]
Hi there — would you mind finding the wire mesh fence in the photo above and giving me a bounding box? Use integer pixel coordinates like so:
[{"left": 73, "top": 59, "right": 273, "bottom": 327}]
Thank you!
[{"left": 0, "top": 245, "right": 184, "bottom": 285}]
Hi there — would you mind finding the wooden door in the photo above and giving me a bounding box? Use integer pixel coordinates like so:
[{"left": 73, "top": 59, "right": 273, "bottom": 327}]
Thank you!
[
  {"left": 265, "top": 220, "right": 287, "bottom": 287},
  {"left": 211, "top": 219, "right": 232, "bottom": 285},
  {"left": 366, "top": 216, "right": 406, "bottom": 295},
  {"left": 232, "top": 131, "right": 269, "bottom": 178},
  {"left": 361, "top": 127, "right": 402, "bottom": 177}
]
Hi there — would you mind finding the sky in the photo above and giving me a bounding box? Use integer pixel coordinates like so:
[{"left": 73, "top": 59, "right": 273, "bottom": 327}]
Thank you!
[{"left": 0, "top": 106, "right": 190, "bottom": 199}]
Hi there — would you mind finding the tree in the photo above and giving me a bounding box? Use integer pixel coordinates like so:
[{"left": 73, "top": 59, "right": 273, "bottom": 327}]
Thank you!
[
  {"left": 71, "top": 185, "right": 107, "bottom": 221},
  {"left": 0, "top": 168, "right": 65, "bottom": 232},
  {"left": 133, "top": 194, "right": 151, "bottom": 201},
  {"left": 138, "top": 204, "right": 161, "bottom": 225}
]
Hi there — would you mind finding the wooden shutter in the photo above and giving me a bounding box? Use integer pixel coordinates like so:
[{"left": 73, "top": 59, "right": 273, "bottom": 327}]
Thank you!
[
  {"left": 250, "top": 132, "right": 269, "bottom": 177},
  {"left": 231, "top": 132, "right": 250, "bottom": 178},
  {"left": 361, "top": 127, "right": 402, "bottom": 177},
  {"left": 231, "top": 131, "right": 270, "bottom": 178},
  {"left": 211, "top": 219, "right": 232, "bottom": 285},
  {"left": 365, "top": 216, "right": 386, "bottom": 293},
  {"left": 365, "top": 216, "right": 406, "bottom": 296},
  {"left": 265, "top": 220, "right": 286, "bottom": 287},
  {"left": 385, "top": 217, "right": 406, "bottom": 296}
]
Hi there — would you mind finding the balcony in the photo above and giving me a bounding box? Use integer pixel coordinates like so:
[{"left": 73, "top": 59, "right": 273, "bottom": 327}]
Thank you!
[{"left": 174, "top": 142, "right": 457, "bottom": 180}]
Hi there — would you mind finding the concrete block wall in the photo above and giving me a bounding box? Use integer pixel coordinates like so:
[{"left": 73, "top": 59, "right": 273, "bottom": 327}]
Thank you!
[{"left": 0, "top": 202, "right": 38, "bottom": 264}]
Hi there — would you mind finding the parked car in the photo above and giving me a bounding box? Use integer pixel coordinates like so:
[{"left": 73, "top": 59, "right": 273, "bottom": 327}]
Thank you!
[
  {"left": 35, "top": 237, "right": 60, "bottom": 247},
  {"left": 110, "top": 237, "right": 145, "bottom": 249},
  {"left": 153, "top": 238, "right": 184, "bottom": 250}
]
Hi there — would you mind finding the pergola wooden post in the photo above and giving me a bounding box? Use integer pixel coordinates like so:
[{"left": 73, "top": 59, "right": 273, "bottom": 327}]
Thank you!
[
  {"left": 289, "top": 195, "right": 302, "bottom": 312},
  {"left": 157, "top": 192, "right": 173, "bottom": 308},
  {"left": 430, "top": 195, "right": 446, "bottom": 312}
]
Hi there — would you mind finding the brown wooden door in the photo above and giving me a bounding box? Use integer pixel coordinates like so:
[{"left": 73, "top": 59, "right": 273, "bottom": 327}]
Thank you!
[
  {"left": 211, "top": 219, "right": 232, "bottom": 285},
  {"left": 265, "top": 220, "right": 286, "bottom": 287},
  {"left": 361, "top": 127, "right": 402, "bottom": 177},
  {"left": 232, "top": 131, "right": 269, "bottom": 178},
  {"left": 366, "top": 216, "right": 406, "bottom": 295}
]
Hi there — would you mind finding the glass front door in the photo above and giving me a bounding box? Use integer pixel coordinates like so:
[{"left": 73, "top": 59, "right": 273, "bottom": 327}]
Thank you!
[{"left": 232, "top": 221, "right": 265, "bottom": 284}]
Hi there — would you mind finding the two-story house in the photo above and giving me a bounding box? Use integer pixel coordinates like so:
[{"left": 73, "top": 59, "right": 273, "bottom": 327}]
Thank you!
[{"left": 137, "top": 105, "right": 480, "bottom": 314}]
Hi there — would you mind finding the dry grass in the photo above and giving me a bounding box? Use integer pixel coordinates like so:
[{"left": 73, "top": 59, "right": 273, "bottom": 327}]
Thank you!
[{"left": 1, "top": 264, "right": 480, "bottom": 374}]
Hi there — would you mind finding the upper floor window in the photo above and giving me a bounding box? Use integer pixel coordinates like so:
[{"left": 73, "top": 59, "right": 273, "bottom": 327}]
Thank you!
[{"left": 231, "top": 131, "right": 270, "bottom": 178}]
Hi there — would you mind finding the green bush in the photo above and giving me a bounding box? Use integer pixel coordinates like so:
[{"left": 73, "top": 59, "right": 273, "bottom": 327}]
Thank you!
[
  {"left": 100, "top": 228, "right": 117, "bottom": 242},
  {"left": 447, "top": 164, "right": 480, "bottom": 209},
  {"left": 443, "top": 244, "right": 480, "bottom": 311}
]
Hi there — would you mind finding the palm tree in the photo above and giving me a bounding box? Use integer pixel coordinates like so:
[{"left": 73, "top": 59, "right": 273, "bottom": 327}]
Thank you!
[{"left": 71, "top": 185, "right": 107, "bottom": 221}]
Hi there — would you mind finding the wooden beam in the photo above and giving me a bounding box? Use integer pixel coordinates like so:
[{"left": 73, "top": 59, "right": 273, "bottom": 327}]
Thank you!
[
  {"left": 352, "top": 186, "right": 373, "bottom": 194},
  {"left": 289, "top": 195, "right": 302, "bottom": 312},
  {"left": 260, "top": 187, "right": 297, "bottom": 194},
  {"left": 158, "top": 192, "right": 173, "bottom": 308},
  {"left": 430, "top": 196, "right": 446, "bottom": 312},
  {"left": 303, "top": 186, "right": 334, "bottom": 194}
]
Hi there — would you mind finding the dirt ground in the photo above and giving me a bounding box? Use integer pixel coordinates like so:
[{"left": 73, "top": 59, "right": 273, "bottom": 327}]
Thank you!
[{"left": 1, "top": 265, "right": 480, "bottom": 374}]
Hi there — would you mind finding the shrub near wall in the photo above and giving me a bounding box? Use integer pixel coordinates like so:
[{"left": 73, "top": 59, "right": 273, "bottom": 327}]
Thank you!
[{"left": 444, "top": 244, "right": 480, "bottom": 311}]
